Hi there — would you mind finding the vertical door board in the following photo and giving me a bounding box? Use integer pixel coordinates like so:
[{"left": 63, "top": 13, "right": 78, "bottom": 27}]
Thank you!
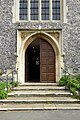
[{"left": 40, "top": 39, "right": 55, "bottom": 82}]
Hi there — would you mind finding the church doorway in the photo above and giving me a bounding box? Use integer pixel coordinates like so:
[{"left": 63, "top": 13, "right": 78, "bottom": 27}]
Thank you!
[{"left": 25, "top": 38, "right": 56, "bottom": 83}]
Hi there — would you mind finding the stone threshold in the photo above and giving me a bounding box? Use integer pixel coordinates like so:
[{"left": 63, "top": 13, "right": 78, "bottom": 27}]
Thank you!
[{"left": 19, "top": 83, "right": 58, "bottom": 86}]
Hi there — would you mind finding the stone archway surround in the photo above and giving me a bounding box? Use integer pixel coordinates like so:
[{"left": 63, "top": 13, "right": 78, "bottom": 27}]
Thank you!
[{"left": 17, "top": 31, "right": 62, "bottom": 84}]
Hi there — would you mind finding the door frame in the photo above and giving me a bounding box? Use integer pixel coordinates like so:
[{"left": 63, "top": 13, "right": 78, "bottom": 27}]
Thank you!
[{"left": 17, "top": 31, "right": 62, "bottom": 84}]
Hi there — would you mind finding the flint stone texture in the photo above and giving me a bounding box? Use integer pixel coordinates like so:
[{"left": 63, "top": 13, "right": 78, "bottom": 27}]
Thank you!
[{"left": 0, "top": 0, "right": 80, "bottom": 75}]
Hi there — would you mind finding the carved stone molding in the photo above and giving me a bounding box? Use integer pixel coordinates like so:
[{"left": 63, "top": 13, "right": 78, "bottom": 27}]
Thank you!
[
  {"left": 20, "top": 30, "right": 60, "bottom": 42},
  {"left": 18, "top": 22, "right": 62, "bottom": 30}
]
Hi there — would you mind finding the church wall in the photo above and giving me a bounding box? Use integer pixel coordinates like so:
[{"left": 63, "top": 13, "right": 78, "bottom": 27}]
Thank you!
[{"left": 0, "top": 0, "right": 80, "bottom": 79}]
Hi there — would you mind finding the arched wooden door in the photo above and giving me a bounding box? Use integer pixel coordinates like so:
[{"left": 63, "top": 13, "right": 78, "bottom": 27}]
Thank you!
[{"left": 25, "top": 39, "right": 56, "bottom": 83}]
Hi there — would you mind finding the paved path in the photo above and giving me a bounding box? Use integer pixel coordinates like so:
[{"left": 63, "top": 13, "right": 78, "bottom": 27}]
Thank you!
[{"left": 0, "top": 110, "right": 80, "bottom": 120}]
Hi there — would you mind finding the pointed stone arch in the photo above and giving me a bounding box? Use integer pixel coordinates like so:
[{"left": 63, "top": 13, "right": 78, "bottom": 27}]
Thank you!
[{"left": 17, "top": 31, "right": 61, "bottom": 83}]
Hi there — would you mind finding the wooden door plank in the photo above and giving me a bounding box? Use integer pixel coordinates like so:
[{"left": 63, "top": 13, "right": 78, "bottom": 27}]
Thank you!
[{"left": 40, "top": 39, "right": 55, "bottom": 83}]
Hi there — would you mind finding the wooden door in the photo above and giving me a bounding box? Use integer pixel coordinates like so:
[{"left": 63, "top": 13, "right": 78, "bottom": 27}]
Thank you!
[{"left": 40, "top": 39, "right": 55, "bottom": 82}]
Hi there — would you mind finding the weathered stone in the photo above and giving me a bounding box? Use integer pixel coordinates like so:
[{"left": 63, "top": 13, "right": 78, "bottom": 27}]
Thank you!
[{"left": 0, "top": 0, "right": 80, "bottom": 76}]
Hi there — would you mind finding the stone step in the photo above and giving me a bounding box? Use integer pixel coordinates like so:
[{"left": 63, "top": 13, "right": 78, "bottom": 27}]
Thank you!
[
  {"left": 0, "top": 103, "right": 80, "bottom": 111},
  {"left": 12, "top": 90, "right": 68, "bottom": 93},
  {"left": 19, "top": 83, "right": 58, "bottom": 86},
  {"left": 9, "top": 89, "right": 70, "bottom": 93},
  {"left": 8, "top": 90, "right": 71, "bottom": 97},
  {"left": 0, "top": 97, "right": 79, "bottom": 104},
  {"left": 7, "top": 96, "right": 76, "bottom": 101},
  {"left": 1, "top": 83, "right": 79, "bottom": 111},
  {"left": 13, "top": 86, "right": 65, "bottom": 91}
]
